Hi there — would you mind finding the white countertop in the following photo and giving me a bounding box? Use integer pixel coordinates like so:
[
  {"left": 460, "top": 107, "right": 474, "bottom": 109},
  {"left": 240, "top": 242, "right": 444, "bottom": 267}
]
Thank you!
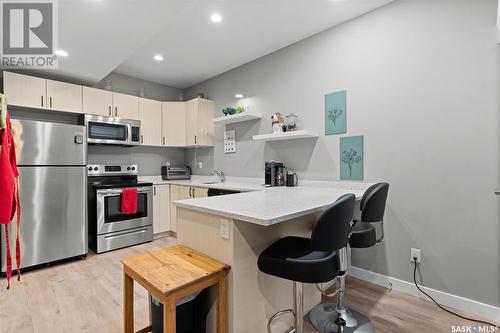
[{"left": 150, "top": 175, "right": 373, "bottom": 225}]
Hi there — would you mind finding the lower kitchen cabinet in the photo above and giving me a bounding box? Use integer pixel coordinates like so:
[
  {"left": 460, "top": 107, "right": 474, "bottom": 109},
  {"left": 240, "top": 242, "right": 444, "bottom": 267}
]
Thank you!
[
  {"left": 170, "top": 185, "right": 208, "bottom": 233},
  {"left": 153, "top": 185, "right": 170, "bottom": 235}
]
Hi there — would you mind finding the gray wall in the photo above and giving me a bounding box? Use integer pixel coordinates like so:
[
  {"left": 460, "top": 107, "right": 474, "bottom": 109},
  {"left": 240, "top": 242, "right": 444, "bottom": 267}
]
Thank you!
[
  {"left": 184, "top": 0, "right": 500, "bottom": 307},
  {"left": 94, "top": 72, "right": 183, "bottom": 101},
  {"left": 88, "top": 145, "right": 184, "bottom": 176}
]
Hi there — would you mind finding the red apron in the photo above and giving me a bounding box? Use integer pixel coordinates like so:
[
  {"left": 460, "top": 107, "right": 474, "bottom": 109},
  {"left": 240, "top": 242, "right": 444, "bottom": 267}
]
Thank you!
[{"left": 0, "top": 114, "right": 21, "bottom": 289}]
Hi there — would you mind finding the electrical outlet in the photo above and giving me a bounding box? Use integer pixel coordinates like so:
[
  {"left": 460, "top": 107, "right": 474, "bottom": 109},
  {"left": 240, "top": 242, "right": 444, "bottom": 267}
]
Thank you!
[
  {"left": 220, "top": 218, "right": 230, "bottom": 240},
  {"left": 224, "top": 130, "right": 236, "bottom": 154},
  {"left": 410, "top": 248, "right": 421, "bottom": 263},
  {"left": 198, "top": 161, "right": 203, "bottom": 169}
]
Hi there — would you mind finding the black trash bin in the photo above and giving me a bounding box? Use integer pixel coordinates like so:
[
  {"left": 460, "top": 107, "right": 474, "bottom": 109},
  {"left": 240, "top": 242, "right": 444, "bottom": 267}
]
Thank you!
[{"left": 150, "top": 288, "right": 209, "bottom": 333}]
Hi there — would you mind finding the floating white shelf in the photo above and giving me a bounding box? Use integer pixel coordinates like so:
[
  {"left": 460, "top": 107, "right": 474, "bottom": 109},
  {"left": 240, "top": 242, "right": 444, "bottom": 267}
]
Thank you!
[
  {"left": 252, "top": 129, "right": 318, "bottom": 142},
  {"left": 213, "top": 112, "right": 262, "bottom": 125}
]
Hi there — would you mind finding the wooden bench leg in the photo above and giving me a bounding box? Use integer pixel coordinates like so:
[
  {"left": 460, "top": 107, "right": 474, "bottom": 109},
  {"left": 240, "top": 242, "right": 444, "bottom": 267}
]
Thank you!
[
  {"left": 163, "top": 294, "right": 176, "bottom": 333},
  {"left": 217, "top": 274, "right": 227, "bottom": 333},
  {"left": 123, "top": 272, "right": 134, "bottom": 333}
]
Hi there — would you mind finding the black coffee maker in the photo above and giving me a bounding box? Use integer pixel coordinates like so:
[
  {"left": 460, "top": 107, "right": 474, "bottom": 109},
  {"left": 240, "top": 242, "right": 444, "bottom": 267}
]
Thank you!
[{"left": 265, "top": 161, "right": 285, "bottom": 186}]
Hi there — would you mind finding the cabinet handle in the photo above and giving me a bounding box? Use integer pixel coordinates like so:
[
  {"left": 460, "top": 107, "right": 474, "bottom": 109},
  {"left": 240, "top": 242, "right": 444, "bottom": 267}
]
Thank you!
[
  {"left": 192, "top": 188, "right": 195, "bottom": 197},
  {"left": 162, "top": 137, "right": 165, "bottom": 146},
  {"left": 41, "top": 96, "right": 43, "bottom": 107},
  {"left": 194, "top": 135, "right": 197, "bottom": 144},
  {"left": 140, "top": 135, "right": 144, "bottom": 144},
  {"left": 108, "top": 106, "right": 112, "bottom": 116},
  {"left": 154, "top": 187, "right": 156, "bottom": 195},
  {"left": 49, "top": 97, "right": 52, "bottom": 109},
  {"left": 114, "top": 107, "right": 118, "bottom": 116},
  {"left": 189, "top": 187, "right": 193, "bottom": 197}
]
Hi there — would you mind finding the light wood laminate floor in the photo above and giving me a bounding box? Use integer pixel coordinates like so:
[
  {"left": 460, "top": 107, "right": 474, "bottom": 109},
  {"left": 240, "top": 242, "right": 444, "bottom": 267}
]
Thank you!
[{"left": 0, "top": 237, "right": 497, "bottom": 333}]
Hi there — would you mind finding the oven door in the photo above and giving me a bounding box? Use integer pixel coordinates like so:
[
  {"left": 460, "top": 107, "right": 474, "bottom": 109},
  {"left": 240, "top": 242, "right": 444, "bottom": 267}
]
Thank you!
[
  {"left": 86, "top": 119, "right": 130, "bottom": 145},
  {"left": 96, "top": 186, "right": 152, "bottom": 234}
]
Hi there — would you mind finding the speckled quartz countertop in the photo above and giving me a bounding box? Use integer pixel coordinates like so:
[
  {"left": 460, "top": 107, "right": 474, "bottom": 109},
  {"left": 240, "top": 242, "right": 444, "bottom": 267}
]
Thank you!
[{"left": 157, "top": 176, "right": 372, "bottom": 226}]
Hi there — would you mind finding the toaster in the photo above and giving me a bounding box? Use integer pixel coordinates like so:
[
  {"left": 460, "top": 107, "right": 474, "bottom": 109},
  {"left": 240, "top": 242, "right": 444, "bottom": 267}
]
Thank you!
[{"left": 161, "top": 165, "right": 191, "bottom": 180}]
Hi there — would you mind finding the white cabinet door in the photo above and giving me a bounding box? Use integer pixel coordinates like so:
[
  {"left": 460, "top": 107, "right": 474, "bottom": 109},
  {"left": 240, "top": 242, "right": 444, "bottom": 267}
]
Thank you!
[
  {"left": 153, "top": 185, "right": 170, "bottom": 234},
  {"left": 185, "top": 99, "right": 199, "bottom": 146},
  {"left": 184, "top": 98, "right": 214, "bottom": 146},
  {"left": 162, "top": 102, "right": 186, "bottom": 146},
  {"left": 3, "top": 71, "right": 46, "bottom": 109},
  {"left": 112, "top": 92, "right": 139, "bottom": 120},
  {"left": 197, "top": 98, "right": 214, "bottom": 146},
  {"left": 46, "top": 79, "right": 82, "bottom": 113},
  {"left": 139, "top": 98, "right": 162, "bottom": 146},
  {"left": 82, "top": 87, "right": 113, "bottom": 116},
  {"left": 170, "top": 185, "right": 180, "bottom": 233}
]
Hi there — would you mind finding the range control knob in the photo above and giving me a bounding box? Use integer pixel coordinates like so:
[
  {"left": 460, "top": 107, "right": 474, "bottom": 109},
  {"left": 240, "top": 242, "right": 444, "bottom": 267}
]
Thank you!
[
  {"left": 88, "top": 167, "right": 92, "bottom": 171},
  {"left": 94, "top": 167, "right": 98, "bottom": 171},
  {"left": 127, "top": 167, "right": 131, "bottom": 171},
  {"left": 131, "top": 166, "right": 136, "bottom": 171}
]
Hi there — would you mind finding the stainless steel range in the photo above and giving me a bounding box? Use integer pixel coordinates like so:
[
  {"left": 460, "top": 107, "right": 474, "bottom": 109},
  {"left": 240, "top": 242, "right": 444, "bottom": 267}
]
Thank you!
[{"left": 87, "top": 164, "right": 153, "bottom": 253}]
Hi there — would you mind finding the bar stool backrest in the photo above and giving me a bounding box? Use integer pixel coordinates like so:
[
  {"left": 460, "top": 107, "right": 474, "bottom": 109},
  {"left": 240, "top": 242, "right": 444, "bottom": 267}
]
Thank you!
[
  {"left": 310, "top": 194, "right": 355, "bottom": 252},
  {"left": 360, "top": 182, "right": 389, "bottom": 223}
]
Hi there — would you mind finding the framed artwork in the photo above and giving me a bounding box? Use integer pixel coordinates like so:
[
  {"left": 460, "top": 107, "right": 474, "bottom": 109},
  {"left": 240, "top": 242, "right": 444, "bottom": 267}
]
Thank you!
[
  {"left": 340, "top": 135, "right": 363, "bottom": 180},
  {"left": 325, "top": 90, "right": 347, "bottom": 135}
]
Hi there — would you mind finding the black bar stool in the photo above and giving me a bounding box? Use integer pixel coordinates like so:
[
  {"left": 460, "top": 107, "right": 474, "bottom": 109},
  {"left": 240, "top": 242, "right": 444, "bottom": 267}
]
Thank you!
[
  {"left": 309, "top": 182, "right": 389, "bottom": 333},
  {"left": 258, "top": 194, "right": 356, "bottom": 333}
]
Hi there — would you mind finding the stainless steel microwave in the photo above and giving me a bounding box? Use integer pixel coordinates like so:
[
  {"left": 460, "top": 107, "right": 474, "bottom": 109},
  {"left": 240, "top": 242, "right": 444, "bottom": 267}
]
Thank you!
[{"left": 84, "top": 114, "right": 140, "bottom": 146}]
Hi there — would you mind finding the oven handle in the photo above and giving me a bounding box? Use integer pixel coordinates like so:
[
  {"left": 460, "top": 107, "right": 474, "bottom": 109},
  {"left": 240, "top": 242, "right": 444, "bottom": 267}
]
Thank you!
[
  {"left": 103, "top": 228, "right": 150, "bottom": 240},
  {"left": 97, "top": 187, "right": 152, "bottom": 196}
]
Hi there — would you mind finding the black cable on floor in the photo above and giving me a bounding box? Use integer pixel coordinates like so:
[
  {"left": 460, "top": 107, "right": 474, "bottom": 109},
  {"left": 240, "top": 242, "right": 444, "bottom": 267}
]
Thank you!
[{"left": 412, "top": 258, "right": 499, "bottom": 329}]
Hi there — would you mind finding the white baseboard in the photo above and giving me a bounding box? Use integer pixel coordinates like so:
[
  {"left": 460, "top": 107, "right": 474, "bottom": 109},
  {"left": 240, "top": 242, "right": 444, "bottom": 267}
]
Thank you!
[{"left": 349, "top": 266, "right": 500, "bottom": 323}]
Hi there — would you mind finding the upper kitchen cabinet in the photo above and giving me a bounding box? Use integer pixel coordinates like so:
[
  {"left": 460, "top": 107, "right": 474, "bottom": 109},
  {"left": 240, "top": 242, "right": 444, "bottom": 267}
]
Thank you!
[
  {"left": 46, "top": 80, "right": 82, "bottom": 113},
  {"left": 112, "top": 92, "right": 139, "bottom": 120},
  {"left": 139, "top": 97, "right": 162, "bottom": 146},
  {"left": 3, "top": 72, "right": 47, "bottom": 109},
  {"left": 3, "top": 72, "right": 83, "bottom": 113},
  {"left": 82, "top": 86, "right": 113, "bottom": 116},
  {"left": 162, "top": 101, "right": 186, "bottom": 147},
  {"left": 185, "top": 98, "right": 214, "bottom": 146}
]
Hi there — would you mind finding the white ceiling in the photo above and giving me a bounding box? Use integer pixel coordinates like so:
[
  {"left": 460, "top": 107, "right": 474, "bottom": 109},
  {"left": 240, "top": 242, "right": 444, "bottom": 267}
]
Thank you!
[{"left": 46, "top": 0, "right": 394, "bottom": 88}]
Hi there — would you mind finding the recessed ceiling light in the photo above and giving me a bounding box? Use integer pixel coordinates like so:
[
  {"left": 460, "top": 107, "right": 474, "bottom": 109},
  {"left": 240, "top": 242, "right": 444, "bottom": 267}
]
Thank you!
[
  {"left": 235, "top": 94, "right": 244, "bottom": 99},
  {"left": 54, "top": 49, "right": 68, "bottom": 57},
  {"left": 210, "top": 13, "right": 222, "bottom": 23},
  {"left": 154, "top": 54, "right": 164, "bottom": 61}
]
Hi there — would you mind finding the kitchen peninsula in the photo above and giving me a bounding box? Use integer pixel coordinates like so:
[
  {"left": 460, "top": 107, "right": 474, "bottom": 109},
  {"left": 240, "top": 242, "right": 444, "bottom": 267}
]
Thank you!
[{"left": 173, "top": 180, "right": 371, "bottom": 333}]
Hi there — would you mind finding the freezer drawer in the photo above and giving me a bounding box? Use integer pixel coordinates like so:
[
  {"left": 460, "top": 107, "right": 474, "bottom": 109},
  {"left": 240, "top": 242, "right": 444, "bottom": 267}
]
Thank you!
[
  {"left": 1, "top": 166, "right": 87, "bottom": 272},
  {"left": 11, "top": 119, "right": 87, "bottom": 166}
]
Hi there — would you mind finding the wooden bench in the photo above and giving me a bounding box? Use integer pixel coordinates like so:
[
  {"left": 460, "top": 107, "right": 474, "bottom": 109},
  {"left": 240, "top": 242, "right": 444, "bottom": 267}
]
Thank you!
[{"left": 121, "top": 245, "right": 230, "bottom": 333}]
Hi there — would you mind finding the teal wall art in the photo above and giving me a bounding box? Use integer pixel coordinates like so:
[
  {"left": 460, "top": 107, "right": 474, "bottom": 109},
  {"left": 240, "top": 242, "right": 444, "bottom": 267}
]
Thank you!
[
  {"left": 325, "top": 90, "right": 347, "bottom": 135},
  {"left": 340, "top": 135, "right": 364, "bottom": 180}
]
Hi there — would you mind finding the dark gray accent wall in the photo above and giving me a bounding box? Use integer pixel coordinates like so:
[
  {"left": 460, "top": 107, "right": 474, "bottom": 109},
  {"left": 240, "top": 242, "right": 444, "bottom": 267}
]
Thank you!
[{"left": 184, "top": 0, "right": 500, "bottom": 307}]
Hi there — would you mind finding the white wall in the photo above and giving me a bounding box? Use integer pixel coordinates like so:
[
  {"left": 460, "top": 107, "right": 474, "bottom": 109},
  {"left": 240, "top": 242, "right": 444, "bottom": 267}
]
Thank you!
[{"left": 184, "top": 0, "right": 500, "bottom": 306}]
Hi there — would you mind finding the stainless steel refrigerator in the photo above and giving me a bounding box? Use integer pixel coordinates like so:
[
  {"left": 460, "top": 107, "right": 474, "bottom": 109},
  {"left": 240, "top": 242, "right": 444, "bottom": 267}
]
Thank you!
[{"left": 1, "top": 119, "right": 87, "bottom": 272}]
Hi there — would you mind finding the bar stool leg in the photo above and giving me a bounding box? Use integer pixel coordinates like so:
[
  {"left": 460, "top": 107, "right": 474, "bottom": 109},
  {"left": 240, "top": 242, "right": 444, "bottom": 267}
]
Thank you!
[
  {"left": 294, "top": 282, "right": 304, "bottom": 333},
  {"left": 123, "top": 272, "right": 134, "bottom": 333},
  {"left": 163, "top": 295, "right": 176, "bottom": 333},
  {"left": 309, "top": 247, "right": 375, "bottom": 333}
]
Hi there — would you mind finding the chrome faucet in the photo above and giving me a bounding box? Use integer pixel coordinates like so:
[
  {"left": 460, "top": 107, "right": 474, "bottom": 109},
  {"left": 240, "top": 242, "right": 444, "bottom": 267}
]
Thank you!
[{"left": 210, "top": 170, "right": 225, "bottom": 183}]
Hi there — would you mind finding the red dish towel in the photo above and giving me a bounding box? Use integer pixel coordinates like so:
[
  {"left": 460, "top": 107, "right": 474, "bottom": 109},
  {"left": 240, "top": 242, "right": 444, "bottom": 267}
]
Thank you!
[{"left": 121, "top": 188, "right": 137, "bottom": 214}]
